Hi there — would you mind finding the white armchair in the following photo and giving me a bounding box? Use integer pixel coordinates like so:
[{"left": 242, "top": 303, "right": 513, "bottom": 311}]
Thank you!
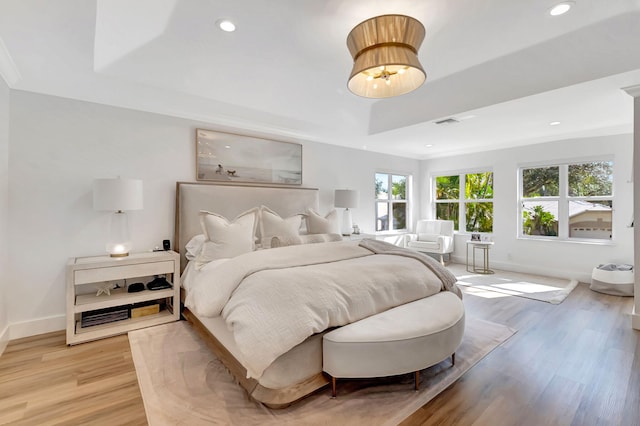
[{"left": 404, "top": 220, "right": 455, "bottom": 265}]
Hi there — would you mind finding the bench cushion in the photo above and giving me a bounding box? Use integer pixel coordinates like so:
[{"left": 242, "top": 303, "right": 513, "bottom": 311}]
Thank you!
[{"left": 323, "top": 291, "right": 464, "bottom": 378}]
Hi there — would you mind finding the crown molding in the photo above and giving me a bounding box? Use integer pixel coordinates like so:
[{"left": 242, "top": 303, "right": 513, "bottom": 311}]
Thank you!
[
  {"left": 622, "top": 84, "right": 640, "bottom": 98},
  {"left": 0, "top": 37, "right": 20, "bottom": 87}
]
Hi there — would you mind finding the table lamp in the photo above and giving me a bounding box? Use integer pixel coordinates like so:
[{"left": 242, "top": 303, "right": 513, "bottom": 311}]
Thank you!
[
  {"left": 93, "top": 177, "right": 143, "bottom": 257},
  {"left": 335, "top": 189, "right": 359, "bottom": 236}
]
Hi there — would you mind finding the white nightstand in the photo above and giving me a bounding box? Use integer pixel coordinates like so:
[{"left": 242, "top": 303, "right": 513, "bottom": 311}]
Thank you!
[
  {"left": 66, "top": 250, "right": 180, "bottom": 345},
  {"left": 345, "top": 233, "right": 376, "bottom": 241}
]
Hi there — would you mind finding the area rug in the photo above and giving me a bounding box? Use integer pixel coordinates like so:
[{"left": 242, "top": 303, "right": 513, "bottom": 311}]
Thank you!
[
  {"left": 129, "top": 319, "right": 515, "bottom": 426},
  {"left": 447, "top": 263, "right": 579, "bottom": 304}
]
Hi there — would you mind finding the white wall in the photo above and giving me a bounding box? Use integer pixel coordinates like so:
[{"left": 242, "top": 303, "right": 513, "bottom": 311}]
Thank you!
[
  {"left": 7, "top": 90, "right": 420, "bottom": 338},
  {"left": 420, "top": 135, "right": 634, "bottom": 282},
  {"left": 0, "top": 76, "right": 9, "bottom": 352}
]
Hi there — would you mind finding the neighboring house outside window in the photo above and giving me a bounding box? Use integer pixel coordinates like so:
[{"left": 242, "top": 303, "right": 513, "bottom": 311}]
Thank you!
[
  {"left": 434, "top": 171, "right": 494, "bottom": 232},
  {"left": 375, "top": 172, "right": 409, "bottom": 232},
  {"left": 519, "top": 160, "right": 613, "bottom": 241}
]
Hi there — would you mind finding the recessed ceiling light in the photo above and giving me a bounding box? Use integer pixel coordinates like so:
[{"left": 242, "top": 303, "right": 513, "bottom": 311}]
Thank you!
[
  {"left": 549, "top": 121, "right": 561, "bottom": 126},
  {"left": 425, "top": 144, "right": 433, "bottom": 148},
  {"left": 549, "top": 2, "right": 574, "bottom": 16},
  {"left": 217, "top": 19, "right": 236, "bottom": 32}
]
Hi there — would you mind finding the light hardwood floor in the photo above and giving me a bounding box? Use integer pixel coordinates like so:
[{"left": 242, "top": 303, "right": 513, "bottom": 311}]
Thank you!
[{"left": 0, "top": 278, "right": 638, "bottom": 425}]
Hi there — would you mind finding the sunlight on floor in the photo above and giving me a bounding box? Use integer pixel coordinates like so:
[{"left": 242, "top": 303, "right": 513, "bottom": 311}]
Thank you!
[
  {"left": 458, "top": 280, "right": 562, "bottom": 299},
  {"left": 491, "top": 282, "right": 560, "bottom": 294},
  {"left": 460, "top": 285, "right": 512, "bottom": 299}
]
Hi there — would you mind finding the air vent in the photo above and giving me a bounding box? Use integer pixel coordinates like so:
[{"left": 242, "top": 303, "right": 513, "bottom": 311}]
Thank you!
[{"left": 434, "top": 117, "right": 459, "bottom": 125}]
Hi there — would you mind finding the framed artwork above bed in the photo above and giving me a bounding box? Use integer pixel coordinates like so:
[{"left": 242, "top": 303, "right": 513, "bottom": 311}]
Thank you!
[{"left": 196, "top": 129, "right": 302, "bottom": 185}]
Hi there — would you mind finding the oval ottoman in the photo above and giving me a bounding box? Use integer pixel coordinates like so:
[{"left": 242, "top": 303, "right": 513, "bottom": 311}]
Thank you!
[{"left": 322, "top": 291, "right": 465, "bottom": 397}]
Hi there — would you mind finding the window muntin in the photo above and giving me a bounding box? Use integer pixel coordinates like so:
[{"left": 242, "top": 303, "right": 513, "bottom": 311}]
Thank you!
[
  {"left": 376, "top": 173, "right": 409, "bottom": 232},
  {"left": 520, "top": 161, "right": 613, "bottom": 241},
  {"left": 433, "top": 171, "right": 493, "bottom": 233}
]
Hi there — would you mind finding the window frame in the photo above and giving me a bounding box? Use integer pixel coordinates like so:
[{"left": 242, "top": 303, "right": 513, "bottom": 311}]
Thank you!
[
  {"left": 432, "top": 169, "right": 494, "bottom": 233},
  {"left": 518, "top": 158, "right": 614, "bottom": 243},
  {"left": 375, "top": 172, "right": 411, "bottom": 233}
]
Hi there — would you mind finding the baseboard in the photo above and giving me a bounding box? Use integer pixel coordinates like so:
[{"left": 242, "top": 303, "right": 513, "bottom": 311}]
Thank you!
[
  {"left": 449, "top": 256, "right": 591, "bottom": 283},
  {"left": 0, "top": 324, "right": 9, "bottom": 356},
  {"left": 9, "top": 314, "right": 65, "bottom": 340}
]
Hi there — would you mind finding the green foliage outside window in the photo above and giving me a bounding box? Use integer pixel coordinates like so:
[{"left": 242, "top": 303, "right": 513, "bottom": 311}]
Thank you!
[
  {"left": 436, "top": 175, "right": 459, "bottom": 200},
  {"left": 568, "top": 161, "right": 613, "bottom": 196},
  {"left": 466, "top": 202, "right": 493, "bottom": 232},
  {"left": 522, "top": 205, "right": 557, "bottom": 236},
  {"left": 522, "top": 167, "right": 559, "bottom": 197},
  {"left": 435, "top": 172, "right": 493, "bottom": 232},
  {"left": 465, "top": 173, "right": 494, "bottom": 199}
]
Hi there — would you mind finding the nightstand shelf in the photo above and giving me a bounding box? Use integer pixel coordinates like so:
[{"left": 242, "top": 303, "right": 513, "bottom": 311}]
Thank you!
[
  {"left": 74, "top": 287, "right": 174, "bottom": 313},
  {"left": 75, "top": 309, "right": 174, "bottom": 337},
  {"left": 66, "top": 251, "right": 180, "bottom": 345}
]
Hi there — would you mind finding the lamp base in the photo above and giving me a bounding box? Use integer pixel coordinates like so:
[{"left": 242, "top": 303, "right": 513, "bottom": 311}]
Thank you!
[
  {"left": 341, "top": 208, "right": 353, "bottom": 236},
  {"left": 109, "top": 252, "right": 129, "bottom": 258},
  {"left": 106, "top": 211, "right": 132, "bottom": 258}
]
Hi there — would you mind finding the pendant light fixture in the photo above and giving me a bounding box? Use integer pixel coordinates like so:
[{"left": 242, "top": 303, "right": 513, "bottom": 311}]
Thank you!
[{"left": 347, "top": 14, "right": 426, "bottom": 98}]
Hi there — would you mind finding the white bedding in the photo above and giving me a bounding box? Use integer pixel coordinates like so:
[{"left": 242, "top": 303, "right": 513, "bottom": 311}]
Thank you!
[{"left": 185, "top": 240, "right": 457, "bottom": 379}]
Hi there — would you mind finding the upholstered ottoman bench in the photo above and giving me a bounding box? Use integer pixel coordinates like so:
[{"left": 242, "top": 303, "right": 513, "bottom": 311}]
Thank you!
[{"left": 322, "top": 291, "right": 465, "bottom": 397}]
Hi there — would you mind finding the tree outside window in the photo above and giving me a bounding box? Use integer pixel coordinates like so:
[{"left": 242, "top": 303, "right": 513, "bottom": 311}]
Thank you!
[
  {"left": 376, "top": 173, "right": 409, "bottom": 231},
  {"left": 434, "top": 172, "right": 493, "bottom": 232}
]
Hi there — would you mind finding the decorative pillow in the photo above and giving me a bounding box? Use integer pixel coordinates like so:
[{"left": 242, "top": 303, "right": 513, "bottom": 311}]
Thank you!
[
  {"left": 271, "top": 233, "right": 343, "bottom": 248},
  {"left": 305, "top": 209, "right": 339, "bottom": 234},
  {"left": 185, "top": 234, "right": 206, "bottom": 261},
  {"left": 259, "top": 206, "right": 303, "bottom": 248},
  {"left": 196, "top": 208, "right": 258, "bottom": 265}
]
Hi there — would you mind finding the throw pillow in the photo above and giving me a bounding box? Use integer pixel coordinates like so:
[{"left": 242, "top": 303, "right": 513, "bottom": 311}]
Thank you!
[
  {"left": 196, "top": 208, "right": 258, "bottom": 266},
  {"left": 259, "top": 205, "right": 303, "bottom": 248},
  {"left": 305, "top": 209, "right": 339, "bottom": 234}
]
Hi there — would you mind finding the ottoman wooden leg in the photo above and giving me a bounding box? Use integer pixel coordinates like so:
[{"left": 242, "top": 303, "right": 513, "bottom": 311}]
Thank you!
[
  {"left": 414, "top": 371, "right": 420, "bottom": 391},
  {"left": 331, "top": 376, "right": 337, "bottom": 398},
  {"left": 452, "top": 352, "right": 456, "bottom": 366}
]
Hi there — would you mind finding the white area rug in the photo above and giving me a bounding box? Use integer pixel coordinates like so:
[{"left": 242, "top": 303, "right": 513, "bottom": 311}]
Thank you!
[
  {"left": 447, "top": 263, "right": 579, "bottom": 304},
  {"left": 129, "top": 319, "right": 515, "bottom": 426}
]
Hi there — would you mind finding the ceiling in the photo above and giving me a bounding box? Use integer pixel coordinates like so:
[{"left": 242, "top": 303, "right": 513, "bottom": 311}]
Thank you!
[{"left": 1, "top": 0, "right": 640, "bottom": 159}]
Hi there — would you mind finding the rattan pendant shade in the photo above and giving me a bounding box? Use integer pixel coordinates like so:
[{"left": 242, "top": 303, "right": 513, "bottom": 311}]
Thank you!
[{"left": 347, "top": 15, "right": 426, "bottom": 98}]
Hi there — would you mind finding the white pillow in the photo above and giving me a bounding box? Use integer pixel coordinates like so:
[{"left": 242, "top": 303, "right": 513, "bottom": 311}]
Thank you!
[
  {"left": 196, "top": 208, "right": 258, "bottom": 265},
  {"left": 185, "top": 234, "right": 206, "bottom": 261},
  {"left": 259, "top": 206, "right": 303, "bottom": 248},
  {"left": 305, "top": 209, "right": 339, "bottom": 234}
]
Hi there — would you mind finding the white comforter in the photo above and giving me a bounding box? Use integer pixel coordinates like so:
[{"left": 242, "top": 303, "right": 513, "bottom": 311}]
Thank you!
[{"left": 185, "top": 240, "right": 454, "bottom": 379}]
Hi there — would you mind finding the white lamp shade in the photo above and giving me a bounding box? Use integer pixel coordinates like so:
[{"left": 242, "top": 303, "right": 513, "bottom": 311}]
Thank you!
[
  {"left": 93, "top": 178, "right": 143, "bottom": 211},
  {"left": 334, "top": 189, "right": 359, "bottom": 209}
]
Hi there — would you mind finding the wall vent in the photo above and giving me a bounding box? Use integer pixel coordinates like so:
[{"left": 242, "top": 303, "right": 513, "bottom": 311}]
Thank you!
[{"left": 434, "top": 117, "right": 459, "bottom": 125}]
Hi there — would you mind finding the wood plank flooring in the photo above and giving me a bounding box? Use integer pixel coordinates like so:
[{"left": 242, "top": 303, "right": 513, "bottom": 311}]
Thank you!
[
  {"left": 0, "top": 277, "right": 638, "bottom": 425},
  {"left": 0, "top": 333, "right": 146, "bottom": 425},
  {"left": 401, "top": 281, "right": 639, "bottom": 426}
]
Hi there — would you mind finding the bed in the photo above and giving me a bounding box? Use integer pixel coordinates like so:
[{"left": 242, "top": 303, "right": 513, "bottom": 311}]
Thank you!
[{"left": 175, "top": 182, "right": 462, "bottom": 408}]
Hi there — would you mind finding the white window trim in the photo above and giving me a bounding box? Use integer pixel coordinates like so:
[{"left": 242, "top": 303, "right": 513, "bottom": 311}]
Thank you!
[
  {"left": 518, "top": 160, "right": 614, "bottom": 243},
  {"left": 375, "top": 172, "right": 412, "bottom": 233}
]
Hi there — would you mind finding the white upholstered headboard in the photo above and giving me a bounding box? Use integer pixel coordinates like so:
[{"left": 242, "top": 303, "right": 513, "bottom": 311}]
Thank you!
[{"left": 175, "top": 182, "right": 319, "bottom": 270}]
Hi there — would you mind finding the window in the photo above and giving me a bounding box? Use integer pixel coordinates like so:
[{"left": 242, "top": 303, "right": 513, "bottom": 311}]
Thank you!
[
  {"left": 375, "top": 173, "right": 409, "bottom": 231},
  {"left": 520, "top": 160, "right": 613, "bottom": 240},
  {"left": 434, "top": 171, "right": 493, "bottom": 232}
]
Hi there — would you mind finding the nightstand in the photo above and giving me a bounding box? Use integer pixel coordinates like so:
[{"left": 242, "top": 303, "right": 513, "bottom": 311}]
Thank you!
[
  {"left": 66, "top": 251, "right": 180, "bottom": 345},
  {"left": 346, "top": 233, "right": 376, "bottom": 241}
]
